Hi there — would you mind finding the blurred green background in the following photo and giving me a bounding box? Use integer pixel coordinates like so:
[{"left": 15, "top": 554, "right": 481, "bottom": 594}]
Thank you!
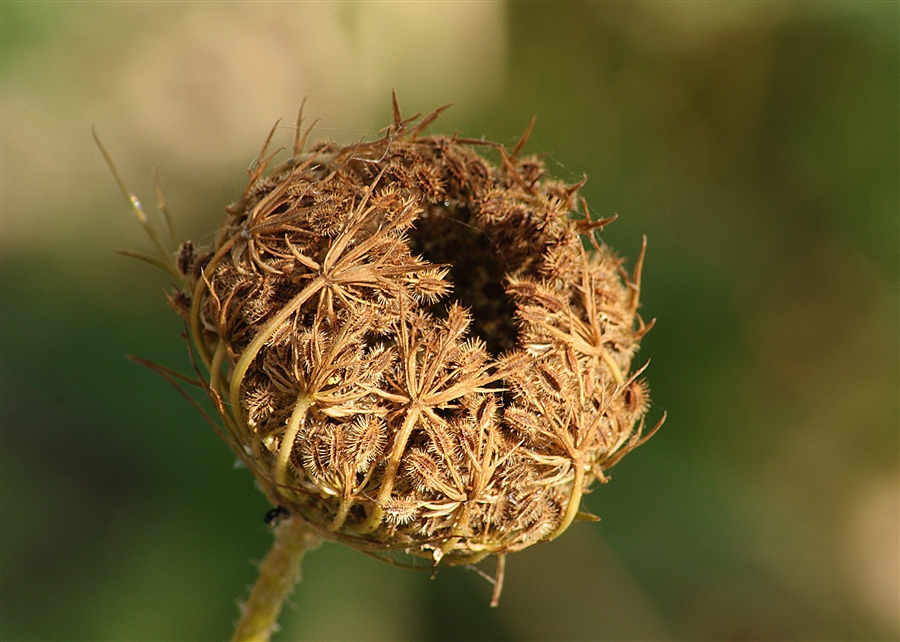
[{"left": 2, "top": 3, "right": 897, "bottom": 641}]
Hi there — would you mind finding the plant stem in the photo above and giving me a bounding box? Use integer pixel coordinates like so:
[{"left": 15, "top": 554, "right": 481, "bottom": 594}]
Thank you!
[{"left": 231, "top": 517, "right": 321, "bottom": 642}]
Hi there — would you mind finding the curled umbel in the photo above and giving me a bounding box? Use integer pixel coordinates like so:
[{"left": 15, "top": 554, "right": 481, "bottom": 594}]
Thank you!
[{"left": 175, "top": 97, "right": 660, "bottom": 569}]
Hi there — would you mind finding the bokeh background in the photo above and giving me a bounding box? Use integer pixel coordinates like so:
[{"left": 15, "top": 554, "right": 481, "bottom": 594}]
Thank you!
[{"left": 2, "top": 3, "right": 897, "bottom": 641}]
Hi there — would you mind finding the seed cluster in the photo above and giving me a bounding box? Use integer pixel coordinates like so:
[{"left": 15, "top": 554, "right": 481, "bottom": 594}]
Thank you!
[{"left": 175, "top": 101, "right": 659, "bottom": 567}]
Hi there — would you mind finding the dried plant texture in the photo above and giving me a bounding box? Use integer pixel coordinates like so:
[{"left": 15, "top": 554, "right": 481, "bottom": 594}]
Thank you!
[{"left": 177, "top": 99, "right": 661, "bottom": 568}]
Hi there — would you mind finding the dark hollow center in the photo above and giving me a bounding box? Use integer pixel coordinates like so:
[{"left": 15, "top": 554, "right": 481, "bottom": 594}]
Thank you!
[{"left": 407, "top": 204, "right": 519, "bottom": 356}]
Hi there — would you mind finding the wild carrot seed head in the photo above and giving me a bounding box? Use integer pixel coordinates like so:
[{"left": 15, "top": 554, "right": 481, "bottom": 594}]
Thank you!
[{"left": 176, "top": 99, "right": 660, "bottom": 567}]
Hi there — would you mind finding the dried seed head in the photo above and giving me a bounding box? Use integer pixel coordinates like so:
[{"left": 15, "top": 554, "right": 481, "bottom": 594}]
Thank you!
[{"left": 175, "top": 98, "right": 661, "bottom": 569}]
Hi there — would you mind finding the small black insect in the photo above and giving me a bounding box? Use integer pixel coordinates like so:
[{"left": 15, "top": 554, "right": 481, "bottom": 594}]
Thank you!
[{"left": 264, "top": 506, "right": 290, "bottom": 526}]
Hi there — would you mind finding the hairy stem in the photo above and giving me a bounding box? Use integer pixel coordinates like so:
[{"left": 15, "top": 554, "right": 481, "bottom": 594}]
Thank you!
[{"left": 231, "top": 517, "right": 322, "bottom": 642}]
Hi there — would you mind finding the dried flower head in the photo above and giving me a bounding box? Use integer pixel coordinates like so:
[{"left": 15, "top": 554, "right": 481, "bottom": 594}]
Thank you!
[{"left": 161, "top": 96, "right": 660, "bottom": 585}]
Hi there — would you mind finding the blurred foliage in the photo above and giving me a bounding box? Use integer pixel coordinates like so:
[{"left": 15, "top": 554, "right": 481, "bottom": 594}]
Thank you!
[{"left": 1, "top": 3, "right": 897, "bottom": 641}]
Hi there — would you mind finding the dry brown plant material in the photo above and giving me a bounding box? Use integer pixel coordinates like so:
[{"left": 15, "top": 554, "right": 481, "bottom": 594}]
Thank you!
[{"left": 104, "top": 95, "right": 662, "bottom": 626}]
